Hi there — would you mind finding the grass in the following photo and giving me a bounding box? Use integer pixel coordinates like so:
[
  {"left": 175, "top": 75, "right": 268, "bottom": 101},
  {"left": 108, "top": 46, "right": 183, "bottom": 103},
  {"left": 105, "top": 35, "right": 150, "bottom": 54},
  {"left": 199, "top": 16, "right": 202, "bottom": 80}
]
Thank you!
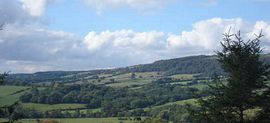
[
  {"left": 170, "top": 81, "right": 192, "bottom": 85},
  {"left": 64, "top": 108, "right": 101, "bottom": 114},
  {"left": 107, "top": 72, "right": 159, "bottom": 81},
  {"left": 0, "top": 86, "right": 29, "bottom": 97},
  {"left": 0, "top": 86, "right": 30, "bottom": 107},
  {"left": 103, "top": 72, "right": 161, "bottom": 88},
  {"left": 22, "top": 103, "right": 86, "bottom": 112},
  {"left": 144, "top": 98, "right": 197, "bottom": 111},
  {"left": 162, "top": 98, "right": 197, "bottom": 106},
  {"left": 132, "top": 72, "right": 162, "bottom": 78},
  {"left": 188, "top": 83, "right": 208, "bottom": 90},
  {"left": 244, "top": 108, "right": 261, "bottom": 120},
  {"left": 170, "top": 74, "right": 195, "bottom": 80},
  {"left": 106, "top": 78, "right": 152, "bottom": 87},
  {"left": 75, "top": 72, "right": 159, "bottom": 86}
]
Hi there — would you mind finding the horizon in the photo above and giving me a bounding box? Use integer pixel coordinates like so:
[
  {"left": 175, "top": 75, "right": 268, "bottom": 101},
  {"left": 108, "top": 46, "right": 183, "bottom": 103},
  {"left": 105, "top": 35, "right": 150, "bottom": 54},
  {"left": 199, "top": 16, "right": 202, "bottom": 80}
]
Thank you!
[
  {"left": 1, "top": 0, "right": 270, "bottom": 73},
  {"left": 11, "top": 54, "right": 214, "bottom": 74},
  {"left": 9, "top": 53, "right": 270, "bottom": 74}
]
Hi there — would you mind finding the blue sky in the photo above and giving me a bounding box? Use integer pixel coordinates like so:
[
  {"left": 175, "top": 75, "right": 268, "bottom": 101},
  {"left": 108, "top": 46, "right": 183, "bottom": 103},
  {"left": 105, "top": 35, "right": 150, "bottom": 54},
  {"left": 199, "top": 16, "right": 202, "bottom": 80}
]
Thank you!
[
  {"left": 1, "top": 0, "right": 270, "bottom": 73},
  {"left": 45, "top": 0, "right": 270, "bottom": 36}
]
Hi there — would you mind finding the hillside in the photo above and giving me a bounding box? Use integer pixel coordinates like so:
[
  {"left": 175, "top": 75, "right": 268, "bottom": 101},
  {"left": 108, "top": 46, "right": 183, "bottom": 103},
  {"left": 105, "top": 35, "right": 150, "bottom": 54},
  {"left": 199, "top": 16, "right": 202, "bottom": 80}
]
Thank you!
[
  {"left": 6, "top": 54, "right": 270, "bottom": 84},
  {"left": 1, "top": 54, "right": 270, "bottom": 122}
]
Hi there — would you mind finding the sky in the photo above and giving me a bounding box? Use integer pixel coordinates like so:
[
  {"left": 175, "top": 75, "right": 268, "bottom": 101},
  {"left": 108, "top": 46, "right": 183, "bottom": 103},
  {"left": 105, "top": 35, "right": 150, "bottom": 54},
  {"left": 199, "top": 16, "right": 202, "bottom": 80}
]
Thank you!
[{"left": 1, "top": 0, "right": 270, "bottom": 73}]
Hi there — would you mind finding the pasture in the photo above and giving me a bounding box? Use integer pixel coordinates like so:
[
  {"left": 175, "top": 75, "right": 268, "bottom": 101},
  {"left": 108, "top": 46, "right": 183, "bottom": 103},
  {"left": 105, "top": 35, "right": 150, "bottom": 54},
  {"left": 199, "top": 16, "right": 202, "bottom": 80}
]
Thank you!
[
  {"left": 22, "top": 103, "right": 87, "bottom": 112},
  {"left": 0, "top": 86, "right": 30, "bottom": 107}
]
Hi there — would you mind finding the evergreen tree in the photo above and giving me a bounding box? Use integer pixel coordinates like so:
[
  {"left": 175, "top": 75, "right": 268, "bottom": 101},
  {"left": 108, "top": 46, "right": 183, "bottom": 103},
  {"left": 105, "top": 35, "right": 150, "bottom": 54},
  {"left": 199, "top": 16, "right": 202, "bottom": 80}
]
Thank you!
[
  {"left": 189, "top": 31, "right": 270, "bottom": 123},
  {"left": 0, "top": 74, "right": 4, "bottom": 85},
  {"left": 0, "top": 72, "right": 7, "bottom": 85}
]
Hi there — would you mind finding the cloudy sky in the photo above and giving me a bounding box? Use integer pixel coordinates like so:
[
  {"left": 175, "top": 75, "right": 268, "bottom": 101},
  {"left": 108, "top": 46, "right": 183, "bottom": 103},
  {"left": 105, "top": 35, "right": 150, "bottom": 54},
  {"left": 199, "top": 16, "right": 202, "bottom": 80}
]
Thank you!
[{"left": 1, "top": 0, "right": 270, "bottom": 73}]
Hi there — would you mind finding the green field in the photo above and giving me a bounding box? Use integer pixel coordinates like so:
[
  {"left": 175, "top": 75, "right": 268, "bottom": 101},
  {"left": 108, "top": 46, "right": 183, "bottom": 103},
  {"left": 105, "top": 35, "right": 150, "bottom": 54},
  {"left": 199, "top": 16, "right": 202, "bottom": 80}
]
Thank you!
[
  {"left": 0, "top": 117, "right": 144, "bottom": 123},
  {"left": 64, "top": 108, "right": 101, "bottom": 114},
  {"left": 160, "top": 98, "right": 197, "bottom": 106},
  {"left": 71, "top": 72, "right": 160, "bottom": 86},
  {"left": 188, "top": 83, "right": 208, "bottom": 90},
  {"left": 170, "top": 74, "right": 195, "bottom": 80},
  {"left": 22, "top": 103, "right": 87, "bottom": 112},
  {"left": 144, "top": 98, "right": 197, "bottom": 111},
  {"left": 0, "top": 86, "right": 30, "bottom": 107},
  {"left": 106, "top": 78, "right": 152, "bottom": 87},
  {"left": 170, "top": 81, "right": 191, "bottom": 85}
]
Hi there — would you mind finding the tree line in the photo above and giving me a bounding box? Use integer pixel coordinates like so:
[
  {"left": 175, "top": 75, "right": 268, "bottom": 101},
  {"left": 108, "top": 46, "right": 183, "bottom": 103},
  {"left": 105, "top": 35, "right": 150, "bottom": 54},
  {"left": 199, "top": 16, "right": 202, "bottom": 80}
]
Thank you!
[{"left": 20, "top": 83, "right": 200, "bottom": 117}]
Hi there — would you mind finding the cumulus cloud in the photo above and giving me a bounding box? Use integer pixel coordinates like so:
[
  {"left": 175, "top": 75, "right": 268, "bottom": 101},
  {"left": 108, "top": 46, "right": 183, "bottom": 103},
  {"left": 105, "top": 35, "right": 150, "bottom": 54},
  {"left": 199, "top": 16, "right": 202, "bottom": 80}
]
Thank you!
[
  {"left": 0, "top": 24, "right": 92, "bottom": 73},
  {"left": 80, "top": 18, "right": 270, "bottom": 70},
  {"left": 82, "top": 18, "right": 267, "bottom": 58},
  {"left": 167, "top": 18, "right": 249, "bottom": 52},
  {"left": 20, "top": 0, "right": 53, "bottom": 16},
  {"left": 1, "top": 1, "right": 270, "bottom": 73},
  {"left": 1, "top": 14, "right": 270, "bottom": 73},
  {"left": 83, "top": 30, "right": 165, "bottom": 51}
]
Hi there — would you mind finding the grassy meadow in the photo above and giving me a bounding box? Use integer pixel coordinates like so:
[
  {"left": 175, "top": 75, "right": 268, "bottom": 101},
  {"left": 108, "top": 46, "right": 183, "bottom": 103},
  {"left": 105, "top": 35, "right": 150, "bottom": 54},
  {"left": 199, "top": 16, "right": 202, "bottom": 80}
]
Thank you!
[
  {"left": 22, "top": 103, "right": 87, "bottom": 112},
  {"left": 0, "top": 86, "right": 30, "bottom": 107}
]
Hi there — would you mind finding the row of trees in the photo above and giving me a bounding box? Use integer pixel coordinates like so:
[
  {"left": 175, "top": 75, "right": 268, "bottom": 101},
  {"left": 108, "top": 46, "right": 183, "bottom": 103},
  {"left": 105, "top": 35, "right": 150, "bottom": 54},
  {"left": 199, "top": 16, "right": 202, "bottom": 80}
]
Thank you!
[
  {"left": 20, "top": 83, "right": 200, "bottom": 117},
  {"left": 0, "top": 103, "right": 146, "bottom": 121}
]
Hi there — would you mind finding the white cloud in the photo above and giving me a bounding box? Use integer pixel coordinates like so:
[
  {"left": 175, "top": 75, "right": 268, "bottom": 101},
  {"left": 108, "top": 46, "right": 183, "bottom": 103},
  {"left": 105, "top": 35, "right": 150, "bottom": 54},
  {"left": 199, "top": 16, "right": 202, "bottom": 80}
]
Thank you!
[
  {"left": 1, "top": 15, "right": 270, "bottom": 73},
  {"left": 83, "top": 30, "right": 165, "bottom": 51},
  {"left": 249, "top": 21, "right": 270, "bottom": 40},
  {"left": 20, "top": 0, "right": 50, "bottom": 16},
  {"left": 167, "top": 18, "right": 248, "bottom": 52},
  {"left": 81, "top": 18, "right": 270, "bottom": 69},
  {"left": 0, "top": 24, "right": 80, "bottom": 61},
  {"left": 82, "top": 18, "right": 258, "bottom": 56}
]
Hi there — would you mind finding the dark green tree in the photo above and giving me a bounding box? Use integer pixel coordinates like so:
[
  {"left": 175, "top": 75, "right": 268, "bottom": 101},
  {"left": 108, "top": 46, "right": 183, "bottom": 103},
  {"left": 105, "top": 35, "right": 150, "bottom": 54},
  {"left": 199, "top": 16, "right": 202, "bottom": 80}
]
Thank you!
[
  {"left": 255, "top": 87, "right": 270, "bottom": 123},
  {"left": 8, "top": 103, "right": 25, "bottom": 122},
  {"left": 0, "top": 72, "right": 7, "bottom": 85},
  {"left": 189, "top": 31, "right": 270, "bottom": 123},
  {"left": 131, "top": 73, "right": 136, "bottom": 79},
  {"left": 0, "top": 102, "right": 24, "bottom": 122}
]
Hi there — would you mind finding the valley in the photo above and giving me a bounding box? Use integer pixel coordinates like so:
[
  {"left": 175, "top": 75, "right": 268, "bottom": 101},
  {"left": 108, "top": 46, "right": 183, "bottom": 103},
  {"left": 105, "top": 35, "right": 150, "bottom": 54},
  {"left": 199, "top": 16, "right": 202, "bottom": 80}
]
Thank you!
[{"left": 1, "top": 54, "right": 270, "bottom": 123}]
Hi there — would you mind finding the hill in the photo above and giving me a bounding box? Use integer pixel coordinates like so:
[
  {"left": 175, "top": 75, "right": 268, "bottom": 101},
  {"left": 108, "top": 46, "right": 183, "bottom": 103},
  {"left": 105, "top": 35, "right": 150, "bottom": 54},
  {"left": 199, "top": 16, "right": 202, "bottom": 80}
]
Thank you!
[{"left": 6, "top": 54, "right": 270, "bottom": 84}]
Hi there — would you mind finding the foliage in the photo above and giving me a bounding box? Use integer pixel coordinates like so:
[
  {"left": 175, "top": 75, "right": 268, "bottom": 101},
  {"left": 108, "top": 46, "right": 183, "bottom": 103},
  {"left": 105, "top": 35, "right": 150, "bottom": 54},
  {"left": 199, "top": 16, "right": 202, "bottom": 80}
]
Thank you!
[
  {"left": 147, "top": 104, "right": 191, "bottom": 123},
  {"left": 0, "top": 72, "right": 7, "bottom": 85},
  {"left": 189, "top": 31, "right": 270, "bottom": 123},
  {"left": 20, "top": 83, "right": 199, "bottom": 117},
  {"left": 0, "top": 102, "right": 27, "bottom": 122}
]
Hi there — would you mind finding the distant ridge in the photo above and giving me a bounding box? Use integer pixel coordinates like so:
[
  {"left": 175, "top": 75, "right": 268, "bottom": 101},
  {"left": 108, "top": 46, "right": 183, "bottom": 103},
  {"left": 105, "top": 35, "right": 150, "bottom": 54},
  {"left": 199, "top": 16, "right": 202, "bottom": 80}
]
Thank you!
[{"left": 6, "top": 54, "right": 270, "bottom": 83}]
